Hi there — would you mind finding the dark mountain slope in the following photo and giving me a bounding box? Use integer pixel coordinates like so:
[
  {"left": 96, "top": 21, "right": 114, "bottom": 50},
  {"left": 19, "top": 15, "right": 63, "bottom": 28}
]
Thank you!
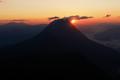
[{"left": 0, "top": 19, "right": 120, "bottom": 80}]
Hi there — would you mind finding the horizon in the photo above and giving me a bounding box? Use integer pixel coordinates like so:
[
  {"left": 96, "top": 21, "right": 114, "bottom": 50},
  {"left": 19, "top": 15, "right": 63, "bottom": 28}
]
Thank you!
[{"left": 0, "top": 17, "right": 120, "bottom": 26}]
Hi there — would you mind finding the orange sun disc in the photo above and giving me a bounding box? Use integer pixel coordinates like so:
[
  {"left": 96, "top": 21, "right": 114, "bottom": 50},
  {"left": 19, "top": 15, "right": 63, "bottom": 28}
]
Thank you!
[{"left": 71, "top": 19, "right": 76, "bottom": 24}]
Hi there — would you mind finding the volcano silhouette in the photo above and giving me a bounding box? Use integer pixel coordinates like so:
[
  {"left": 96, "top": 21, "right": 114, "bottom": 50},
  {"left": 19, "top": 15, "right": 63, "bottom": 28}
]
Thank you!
[{"left": 1, "top": 19, "right": 120, "bottom": 80}]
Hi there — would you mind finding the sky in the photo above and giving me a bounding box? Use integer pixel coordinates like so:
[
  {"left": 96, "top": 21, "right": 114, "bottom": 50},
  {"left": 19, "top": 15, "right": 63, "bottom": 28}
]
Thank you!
[{"left": 0, "top": 0, "right": 120, "bottom": 24}]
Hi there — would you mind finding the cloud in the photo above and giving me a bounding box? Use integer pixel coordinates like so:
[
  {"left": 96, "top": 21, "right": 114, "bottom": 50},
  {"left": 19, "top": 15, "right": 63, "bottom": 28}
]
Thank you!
[
  {"left": 0, "top": 0, "right": 3, "bottom": 2},
  {"left": 0, "top": 19, "right": 28, "bottom": 22},
  {"left": 68, "top": 15, "right": 93, "bottom": 20},
  {"left": 48, "top": 15, "right": 93, "bottom": 21},
  {"left": 10, "top": 19, "right": 28, "bottom": 22},
  {"left": 48, "top": 16, "right": 60, "bottom": 20},
  {"left": 105, "top": 14, "right": 111, "bottom": 18},
  {"left": 79, "top": 16, "right": 93, "bottom": 19}
]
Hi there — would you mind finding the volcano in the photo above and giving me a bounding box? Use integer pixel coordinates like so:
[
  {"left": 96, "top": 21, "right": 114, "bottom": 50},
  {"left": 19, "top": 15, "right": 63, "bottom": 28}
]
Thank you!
[{"left": 0, "top": 19, "right": 120, "bottom": 80}]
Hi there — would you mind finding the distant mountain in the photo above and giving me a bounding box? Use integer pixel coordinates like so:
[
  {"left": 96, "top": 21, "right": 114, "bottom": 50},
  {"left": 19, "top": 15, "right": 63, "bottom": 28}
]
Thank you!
[
  {"left": 93, "top": 24, "right": 120, "bottom": 52},
  {"left": 78, "top": 23, "right": 120, "bottom": 38},
  {"left": 0, "top": 22, "right": 46, "bottom": 47},
  {"left": 94, "top": 26, "right": 120, "bottom": 41},
  {"left": 0, "top": 19, "right": 120, "bottom": 80},
  {"left": 78, "top": 23, "right": 120, "bottom": 52}
]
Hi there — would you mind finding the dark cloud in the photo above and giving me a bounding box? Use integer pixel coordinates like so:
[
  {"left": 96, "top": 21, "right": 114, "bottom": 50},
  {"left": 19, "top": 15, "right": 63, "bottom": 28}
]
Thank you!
[
  {"left": 48, "top": 16, "right": 60, "bottom": 20},
  {"left": 79, "top": 16, "right": 93, "bottom": 19},
  {"left": 1, "top": 19, "right": 28, "bottom": 22},
  {"left": 68, "top": 15, "right": 93, "bottom": 20},
  {"left": 10, "top": 19, "right": 28, "bottom": 22},
  {"left": 105, "top": 14, "right": 111, "bottom": 18},
  {"left": 0, "top": 0, "right": 3, "bottom": 2},
  {"left": 48, "top": 15, "right": 93, "bottom": 21}
]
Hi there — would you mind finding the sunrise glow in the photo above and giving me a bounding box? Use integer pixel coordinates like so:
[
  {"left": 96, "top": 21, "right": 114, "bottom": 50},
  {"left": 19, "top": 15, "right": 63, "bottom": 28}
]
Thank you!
[
  {"left": 71, "top": 19, "right": 77, "bottom": 24},
  {"left": 0, "top": 0, "right": 120, "bottom": 24}
]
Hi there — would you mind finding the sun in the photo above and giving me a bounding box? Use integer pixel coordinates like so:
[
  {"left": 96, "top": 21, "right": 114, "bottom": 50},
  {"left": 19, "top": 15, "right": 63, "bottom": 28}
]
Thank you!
[{"left": 70, "top": 19, "right": 77, "bottom": 24}]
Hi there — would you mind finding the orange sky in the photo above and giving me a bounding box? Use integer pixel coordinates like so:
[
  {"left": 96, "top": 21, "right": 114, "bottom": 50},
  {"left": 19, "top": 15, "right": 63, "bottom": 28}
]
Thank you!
[{"left": 0, "top": 0, "right": 120, "bottom": 24}]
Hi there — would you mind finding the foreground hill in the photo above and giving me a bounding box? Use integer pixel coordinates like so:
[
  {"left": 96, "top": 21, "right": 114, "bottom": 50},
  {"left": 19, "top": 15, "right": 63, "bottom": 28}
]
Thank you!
[{"left": 0, "top": 19, "right": 120, "bottom": 80}]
